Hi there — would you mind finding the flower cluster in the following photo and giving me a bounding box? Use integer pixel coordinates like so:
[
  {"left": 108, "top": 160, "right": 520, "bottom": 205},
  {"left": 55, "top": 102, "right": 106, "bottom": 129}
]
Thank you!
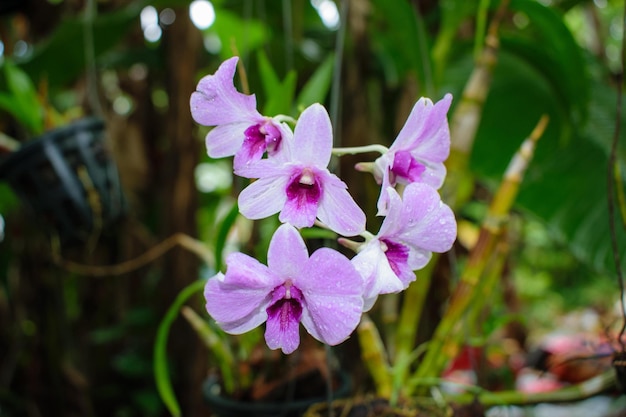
[{"left": 191, "top": 56, "right": 457, "bottom": 354}]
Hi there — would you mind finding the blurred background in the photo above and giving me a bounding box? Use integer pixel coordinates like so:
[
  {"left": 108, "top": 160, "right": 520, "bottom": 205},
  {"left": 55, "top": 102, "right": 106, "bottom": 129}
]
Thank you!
[{"left": 0, "top": 0, "right": 625, "bottom": 416}]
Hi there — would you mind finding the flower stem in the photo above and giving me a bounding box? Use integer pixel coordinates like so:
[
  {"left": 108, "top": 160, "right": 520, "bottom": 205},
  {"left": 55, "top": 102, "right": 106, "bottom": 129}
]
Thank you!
[
  {"left": 274, "top": 114, "right": 298, "bottom": 125},
  {"left": 332, "top": 144, "right": 388, "bottom": 156}
]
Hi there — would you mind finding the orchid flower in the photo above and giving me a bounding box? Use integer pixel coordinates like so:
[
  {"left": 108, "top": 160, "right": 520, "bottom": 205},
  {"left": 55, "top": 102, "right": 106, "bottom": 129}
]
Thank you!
[
  {"left": 204, "top": 223, "right": 364, "bottom": 354},
  {"left": 237, "top": 103, "right": 366, "bottom": 237},
  {"left": 351, "top": 183, "right": 456, "bottom": 311},
  {"left": 190, "top": 56, "right": 290, "bottom": 171},
  {"left": 373, "top": 94, "right": 452, "bottom": 215}
]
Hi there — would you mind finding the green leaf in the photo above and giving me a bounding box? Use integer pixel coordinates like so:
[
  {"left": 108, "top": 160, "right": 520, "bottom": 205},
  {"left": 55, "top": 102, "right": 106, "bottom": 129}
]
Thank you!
[
  {"left": 506, "top": 0, "right": 589, "bottom": 123},
  {"left": 257, "top": 50, "right": 282, "bottom": 99},
  {"left": 295, "top": 53, "right": 335, "bottom": 110},
  {"left": 153, "top": 279, "right": 207, "bottom": 417},
  {"left": 517, "top": 81, "right": 626, "bottom": 274},
  {"left": 368, "top": 0, "right": 422, "bottom": 86},
  {"left": 209, "top": 9, "right": 268, "bottom": 61},
  {"left": 444, "top": 45, "right": 625, "bottom": 274},
  {"left": 0, "top": 61, "right": 43, "bottom": 134},
  {"left": 432, "top": 0, "right": 480, "bottom": 82},
  {"left": 256, "top": 49, "right": 297, "bottom": 116},
  {"left": 262, "top": 70, "right": 297, "bottom": 117}
]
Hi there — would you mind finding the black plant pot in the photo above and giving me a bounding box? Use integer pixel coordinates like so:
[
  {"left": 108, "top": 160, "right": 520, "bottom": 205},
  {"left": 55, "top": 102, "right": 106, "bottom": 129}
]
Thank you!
[
  {"left": 203, "top": 371, "right": 352, "bottom": 417},
  {"left": 0, "top": 118, "right": 126, "bottom": 245}
]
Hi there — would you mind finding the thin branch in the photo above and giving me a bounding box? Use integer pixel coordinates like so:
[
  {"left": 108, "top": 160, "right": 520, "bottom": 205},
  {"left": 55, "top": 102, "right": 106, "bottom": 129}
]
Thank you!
[{"left": 52, "top": 233, "right": 214, "bottom": 277}]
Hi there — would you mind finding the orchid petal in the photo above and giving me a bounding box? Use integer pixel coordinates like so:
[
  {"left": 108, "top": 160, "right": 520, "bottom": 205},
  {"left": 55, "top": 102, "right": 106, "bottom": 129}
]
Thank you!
[
  {"left": 204, "top": 253, "right": 281, "bottom": 333},
  {"left": 291, "top": 104, "right": 332, "bottom": 167},
  {"left": 190, "top": 57, "right": 261, "bottom": 126},
  {"left": 395, "top": 183, "right": 456, "bottom": 253},
  {"left": 267, "top": 224, "right": 309, "bottom": 281},
  {"left": 406, "top": 246, "right": 433, "bottom": 273},
  {"left": 392, "top": 94, "right": 452, "bottom": 163},
  {"left": 352, "top": 240, "right": 405, "bottom": 311},
  {"left": 267, "top": 121, "right": 295, "bottom": 165},
  {"left": 378, "top": 187, "right": 405, "bottom": 238},
  {"left": 298, "top": 248, "right": 363, "bottom": 345},
  {"left": 375, "top": 162, "right": 394, "bottom": 216},
  {"left": 234, "top": 156, "right": 286, "bottom": 179},
  {"left": 316, "top": 172, "right": 366, "bottom": 237},
  {"left": 205, "top": 122, "right": 250, "bottom": 159},
  {"left": 418, "top": 160, "right": 447, "bottom": 190},
  {"left": 238, "top": 175, "right": 288, "bottom": 219}
]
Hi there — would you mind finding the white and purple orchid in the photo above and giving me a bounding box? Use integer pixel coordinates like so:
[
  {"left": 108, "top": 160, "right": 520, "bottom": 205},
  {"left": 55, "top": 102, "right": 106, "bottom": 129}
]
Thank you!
[
  {"left": 191, "top": 56, "right": 458, "bottom": 355},
  {"left": 352, "top": 183, "right": 457, "bottom": 311},
  {"left": 373, "top": 94, "right": 452, "bottom": 215},
  {"left": 204, "top": 223, "right": 364, "bottom": 354},
  {"left": 237, "top": 103, "right": 366, "bottom": 237},
  {"left": 190, "top": 56, "right": 289, "bottom": 171}
]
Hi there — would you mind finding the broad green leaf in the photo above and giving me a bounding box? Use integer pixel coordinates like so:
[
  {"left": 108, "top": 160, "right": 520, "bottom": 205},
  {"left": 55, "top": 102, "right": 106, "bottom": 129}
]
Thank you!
[
  {"left": 209, "top": 10, "right": 268, "bottom": 61},
  {"left": 257, "top": 50, "right": 282, "bottom": 99},
  {"left": 262, "top": 70, "right": 296, "bottom": 117},
  {"left": 506, "top": 0, "right": 589, "bottom": 123},
  {"left": 444, "top": 44, "right": 625, "bottom": 274},
  {"left": 295, "top": 53, "right": 335, "bottom": 110},
  {"left": 432, "top": 0, "right": 480, "bottom": 81},
  {"left": 368, "top": 0, "right": 422, "bottom": 87},
  {"left": 469, "top": 48, "right": 567, "bottom": 177}
]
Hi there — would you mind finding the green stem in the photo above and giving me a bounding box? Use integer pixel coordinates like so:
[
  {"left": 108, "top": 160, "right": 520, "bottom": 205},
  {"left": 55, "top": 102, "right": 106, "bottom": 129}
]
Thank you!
[
  {"left": 357, "top": 314, "right": 393, "bottom": 398},
  {"left": 332, "top": 144, "right": 388, "bottom": 156},
  {"left": 273, "top": 114, "right": 297, "bottom": 125},
  {"left": 393, "top": 258, "right": 438, "bottom": 397}
]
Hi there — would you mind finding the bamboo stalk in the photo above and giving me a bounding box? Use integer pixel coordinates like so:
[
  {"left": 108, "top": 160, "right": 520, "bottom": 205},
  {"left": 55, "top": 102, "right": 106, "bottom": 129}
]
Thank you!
[
  {"left": 464, "top": 231, "right": 510, "bottom": 338},
  {"left": 410, "top": 116, "right": 549, "bottom": 392}
]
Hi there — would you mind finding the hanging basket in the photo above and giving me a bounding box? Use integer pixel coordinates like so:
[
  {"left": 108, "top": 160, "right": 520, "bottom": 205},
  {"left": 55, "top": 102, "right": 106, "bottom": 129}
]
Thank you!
[{"left": 0, "top": 117, "right": 127, "bottom": 245}]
